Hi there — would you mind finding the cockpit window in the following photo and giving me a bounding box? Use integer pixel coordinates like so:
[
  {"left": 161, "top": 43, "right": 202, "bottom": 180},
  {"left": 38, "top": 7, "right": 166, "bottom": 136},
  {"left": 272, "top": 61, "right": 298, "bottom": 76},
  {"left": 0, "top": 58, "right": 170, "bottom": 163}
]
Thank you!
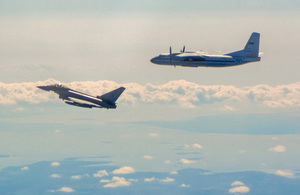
[{"left": 52, "top": 84, "right": 68, "bottom": 88}]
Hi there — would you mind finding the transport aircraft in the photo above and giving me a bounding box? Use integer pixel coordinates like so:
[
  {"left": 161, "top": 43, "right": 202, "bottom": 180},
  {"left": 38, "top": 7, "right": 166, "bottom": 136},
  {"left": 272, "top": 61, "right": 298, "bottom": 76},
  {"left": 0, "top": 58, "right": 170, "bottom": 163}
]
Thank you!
[{"left": 150, "top": 32, "right": 260, "bottom": 67}]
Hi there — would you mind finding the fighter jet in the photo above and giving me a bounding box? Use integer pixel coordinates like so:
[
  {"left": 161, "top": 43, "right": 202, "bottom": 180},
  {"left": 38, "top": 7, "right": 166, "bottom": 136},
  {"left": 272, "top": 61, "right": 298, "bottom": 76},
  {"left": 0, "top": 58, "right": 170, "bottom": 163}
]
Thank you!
[
  {"left": 150, "top": 32, "right": 261, "bottom": 67},
  {"left": 37, "top": 84, "right": 125, "bottom": 109}
]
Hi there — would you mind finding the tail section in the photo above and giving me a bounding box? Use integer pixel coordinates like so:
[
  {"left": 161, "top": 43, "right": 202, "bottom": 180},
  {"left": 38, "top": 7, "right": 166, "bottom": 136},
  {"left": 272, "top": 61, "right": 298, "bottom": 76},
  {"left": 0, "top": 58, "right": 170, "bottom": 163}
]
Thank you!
[
  {"left": 98, "top": 87, "right": 125, "bottom": 104},
  {"left": 226, "top": 32, "right": 260, "bottom": 58}
]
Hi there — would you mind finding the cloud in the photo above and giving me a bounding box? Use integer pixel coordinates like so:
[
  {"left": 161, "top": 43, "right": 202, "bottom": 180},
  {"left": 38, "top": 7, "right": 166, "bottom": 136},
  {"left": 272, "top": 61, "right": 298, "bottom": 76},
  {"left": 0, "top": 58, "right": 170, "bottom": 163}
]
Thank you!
[
  {"left": 50, "top": 174, "right": 61, "bottom": 178},
  {"left": 275, "top": 170, "right": 294, "bottom": 177},
  {"left": 21, "top": 166, "right": 29, "bottom": 171},
  {"left": 57, "top": 187, "right": 75, "bottom": 193},
  {"left": 180, "top": 184, "right": 191, "bottom": 188},
  {"left": 143, "top": 155, "right": 153, "bottom": 160},
  {"left": 229, "top": 181, "right": 250, "bottom": 193},
  {"left": 160, "top": 177, "right": 175, "bottom": 183},
  {"left": 93, "top": 170, "right": 109, "bottom": 177},
  {"left": 148, "top": 133, "right": 159, "bottom": 138},
  {"left": 112, "top": 166, "right": 135, "bottom": 174},
  {"left": 2, "top": 79, "right": 299, "bottom": 109},
  {"left": 170, "top": 171, "right": 178, "bottom": 175},
  {"left": 144, "top": 177, "right": 156, "bottom": 182},
  {"left": 71, "top": 174, "right": 89, "bottom": 179},
  {"left": 51, "top": 162, "right": 60, "bottom": 166},
  {"left": 192, "top": 143, "right": 202, "bottom": 149},
  {"left": 180, "top": 158, "right": 196, "bottom": 164},
  {"left": 231, "top": 181, "right": 245, "bottom": 186},
  {"left": 103, "top": 176, "right": 131, "bottom": 188},
  {"left": 229, "top": 186, "right": 250, "bottom": 193},
  {"left": 100, "top": 179, "right": 111, "bottom": 183},
  {"left": 268, "top": 145, "right": 286, "bottom": 153}
]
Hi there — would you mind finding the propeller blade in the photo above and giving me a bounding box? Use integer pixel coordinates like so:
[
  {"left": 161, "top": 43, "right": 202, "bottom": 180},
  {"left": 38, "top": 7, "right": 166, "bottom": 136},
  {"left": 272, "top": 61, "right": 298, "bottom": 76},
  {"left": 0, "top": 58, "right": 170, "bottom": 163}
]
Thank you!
[
  {"left": 183, "top": 45, "right": 185, "bottom": 52},
  {"left": 169, "top": 46, "right": 172, "bottom": 61}
]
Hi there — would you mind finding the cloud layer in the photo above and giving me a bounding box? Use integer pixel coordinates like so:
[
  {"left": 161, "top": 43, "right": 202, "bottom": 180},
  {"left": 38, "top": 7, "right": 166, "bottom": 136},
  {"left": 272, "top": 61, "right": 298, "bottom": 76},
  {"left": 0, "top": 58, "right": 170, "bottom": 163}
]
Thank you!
[{"left": 1, "top": 79, "right": 299, "bottom": 109}]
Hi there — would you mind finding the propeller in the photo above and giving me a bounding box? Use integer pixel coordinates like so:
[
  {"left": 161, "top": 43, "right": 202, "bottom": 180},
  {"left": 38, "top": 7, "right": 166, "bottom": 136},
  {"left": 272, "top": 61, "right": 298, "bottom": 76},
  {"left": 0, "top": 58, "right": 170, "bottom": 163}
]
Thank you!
[
  {"left": 181, "top": 46, "right": 185, "bottom": 53},
  {"left": 169, "top": 46, "right": 172, "bottom": 61}
]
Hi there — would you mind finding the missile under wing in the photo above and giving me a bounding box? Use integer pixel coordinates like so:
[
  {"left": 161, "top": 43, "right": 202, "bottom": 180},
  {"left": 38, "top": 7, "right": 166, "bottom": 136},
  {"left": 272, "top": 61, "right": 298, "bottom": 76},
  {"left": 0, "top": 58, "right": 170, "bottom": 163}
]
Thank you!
[
  {"left": 37, "top": 84, "right": 125, "bottom": 109},
  {"left": 150, "top": 32, "right": 261, "bottom": 68}
]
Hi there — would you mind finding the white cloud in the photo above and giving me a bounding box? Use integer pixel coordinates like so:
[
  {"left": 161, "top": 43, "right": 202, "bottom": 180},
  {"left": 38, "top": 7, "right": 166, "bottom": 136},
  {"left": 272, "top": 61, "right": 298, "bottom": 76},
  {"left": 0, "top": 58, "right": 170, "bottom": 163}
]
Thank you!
[
  {"left": 2, "top": 80, "right": 299, "bottom": 109},
  {"left": 71, "top": 174, "right": 89, "bottom": 180},
  {"left": 229, "top": 186, "right": 250, "bottom": 193},
  {"left": 112, "top": 166, "right": 135, "bottom": 174},
  {"left": 231, "top": 181, "right": 245, "bottom": 186},
  {"left": 180, "top": 158, "right": 196, "bottom": 164},
  {"left": 275, "top": 170, "right": 294, "bottom": 177},
  {"left": 160, "top": 177, "right": 175, "bottom": 183},
  {"left": 57, "top": 187, "right": 75, "bottom": 193},
  {"left": 100, "top": 179, "right": 111, "bottom": 183},
  {"left": 93, "top": 170, "right": 109, "bottom": 177},
  {"left": 238, "top": 150, "right": 246, "bottom": 154},
  {"left": 170, "top": 171, "right": 178, "bottom": 175},
  {"left": 71, "top": 175, "right": 81, "bottom": 179},
  {"left": 148, "top": 133, "right": 159, "bottom": 138},
  {"left": 51, "top": 162, "right": 60, "bottom": 166},
  {"left": 50, "top": 174, "right": 61, "bottom": 178},
  {"left": 21, "top": 166, "right": 29, "bottom": 171},
  {"left": 144, "top": 177, "right": 156, "bottom": 182},
  {"left": 180, "top": 184, "right": 191, "bottom": 188},
  {"left": 192, "top": 143, "right": 203, "bottom": 149},
  {"left": 144, "top": 155, "right": 153, "bottom": 160},
  {"left": 268, "top": 145, "right": 286, "bottom": 153},
  {"left": 184, "top": 143, "right": 203, "bottom": 149},
  {"left": 55, "top": 129, "right": 61, "bottom": 133},
  {"left": 103, "top": 176, "right": 131, "bottom": 188}
]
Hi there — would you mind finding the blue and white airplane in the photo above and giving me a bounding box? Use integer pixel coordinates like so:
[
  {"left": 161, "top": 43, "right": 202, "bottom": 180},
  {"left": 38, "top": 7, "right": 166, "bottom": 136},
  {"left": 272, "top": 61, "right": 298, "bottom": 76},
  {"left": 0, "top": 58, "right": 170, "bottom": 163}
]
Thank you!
[
  {"left": 37, "top": 84, "right": 125, "bottom": 109},
  {"left": 150, "top": 32, "right": 261, "bottom": 67}
]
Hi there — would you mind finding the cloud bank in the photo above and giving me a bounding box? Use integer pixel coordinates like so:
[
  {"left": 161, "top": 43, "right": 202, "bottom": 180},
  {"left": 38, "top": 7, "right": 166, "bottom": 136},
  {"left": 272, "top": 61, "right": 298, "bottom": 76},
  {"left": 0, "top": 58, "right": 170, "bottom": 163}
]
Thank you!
[{"left": 1, "top": 79, "right": 299, "bottom": 109}]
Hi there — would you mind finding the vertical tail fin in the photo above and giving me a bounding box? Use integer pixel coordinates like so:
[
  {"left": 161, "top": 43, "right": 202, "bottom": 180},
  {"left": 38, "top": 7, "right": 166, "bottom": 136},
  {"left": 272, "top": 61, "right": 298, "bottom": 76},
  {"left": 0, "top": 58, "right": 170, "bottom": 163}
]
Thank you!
[
  {"left": 244, "top": 32, "right": 260, "bottom": 58},
  {"left": 98, "top": 87, "right": 125, "bottom": 104},
  {"left": 226, "top": 32, "right": 260, "bottom": 58}
]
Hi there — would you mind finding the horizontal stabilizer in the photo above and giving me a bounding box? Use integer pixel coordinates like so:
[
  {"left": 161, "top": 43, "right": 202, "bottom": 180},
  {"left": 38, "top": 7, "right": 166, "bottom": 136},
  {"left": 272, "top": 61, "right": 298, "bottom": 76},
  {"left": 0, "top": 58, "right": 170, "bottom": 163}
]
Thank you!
[{"left": 98, "top": 87, "right": 125, "bottom": 104}]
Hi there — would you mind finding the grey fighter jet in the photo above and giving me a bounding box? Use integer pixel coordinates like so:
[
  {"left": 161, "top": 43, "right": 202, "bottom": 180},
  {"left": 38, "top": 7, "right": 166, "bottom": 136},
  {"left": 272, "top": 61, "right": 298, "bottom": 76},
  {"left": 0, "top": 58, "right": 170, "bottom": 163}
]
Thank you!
[
  {"left": 150, "top": 32, "right": 261, "bottom": 67},
  {"left": 37, "top": 84, "right": 125, "bottom": 109}
]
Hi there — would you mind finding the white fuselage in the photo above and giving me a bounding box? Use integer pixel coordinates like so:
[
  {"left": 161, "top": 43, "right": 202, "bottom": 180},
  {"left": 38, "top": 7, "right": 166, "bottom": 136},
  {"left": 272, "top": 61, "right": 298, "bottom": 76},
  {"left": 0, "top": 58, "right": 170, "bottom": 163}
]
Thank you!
[{"left": 150, "top": 52, "right": 261, "bottom": 67}]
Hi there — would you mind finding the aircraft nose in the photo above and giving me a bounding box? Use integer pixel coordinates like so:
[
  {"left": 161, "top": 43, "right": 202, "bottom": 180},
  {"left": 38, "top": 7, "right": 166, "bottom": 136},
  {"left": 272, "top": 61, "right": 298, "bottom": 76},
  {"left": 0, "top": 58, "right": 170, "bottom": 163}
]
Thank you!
[
  {"left": 150, "top": 57, "right": 157, "bottom": 64},
  {"left": 37, "top": 85, "right": 50, "bottom": 91}
]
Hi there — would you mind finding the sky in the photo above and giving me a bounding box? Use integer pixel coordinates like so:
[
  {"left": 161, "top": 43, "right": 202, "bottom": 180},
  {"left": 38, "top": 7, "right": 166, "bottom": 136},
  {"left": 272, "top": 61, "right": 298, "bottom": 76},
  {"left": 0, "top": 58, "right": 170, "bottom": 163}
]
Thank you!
[{"left": 0, "top": 0, "right": 300, "bottom": 194}]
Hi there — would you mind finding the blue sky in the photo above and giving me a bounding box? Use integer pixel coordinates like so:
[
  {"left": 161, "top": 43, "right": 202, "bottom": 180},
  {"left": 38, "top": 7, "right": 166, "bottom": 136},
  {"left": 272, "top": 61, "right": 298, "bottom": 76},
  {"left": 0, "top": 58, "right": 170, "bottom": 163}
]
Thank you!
[{"left": 0, "top": 0, "right": 300, "bottom": 194}]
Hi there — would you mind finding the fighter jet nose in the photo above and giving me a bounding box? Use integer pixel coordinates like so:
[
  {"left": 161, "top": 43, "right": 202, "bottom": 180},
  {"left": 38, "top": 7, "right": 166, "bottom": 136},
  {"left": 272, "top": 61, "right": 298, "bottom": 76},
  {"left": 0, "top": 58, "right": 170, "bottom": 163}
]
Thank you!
[{"left": 37, "top": 85, "right": 50, "bottom": 91}]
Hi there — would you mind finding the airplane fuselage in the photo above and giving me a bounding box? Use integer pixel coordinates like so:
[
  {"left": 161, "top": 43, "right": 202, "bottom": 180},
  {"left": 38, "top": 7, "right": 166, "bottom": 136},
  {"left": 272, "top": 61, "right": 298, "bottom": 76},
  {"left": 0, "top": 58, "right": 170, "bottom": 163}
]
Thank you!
[{"left": 151, "top": 52, "right": 261, "bottom": 68}]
